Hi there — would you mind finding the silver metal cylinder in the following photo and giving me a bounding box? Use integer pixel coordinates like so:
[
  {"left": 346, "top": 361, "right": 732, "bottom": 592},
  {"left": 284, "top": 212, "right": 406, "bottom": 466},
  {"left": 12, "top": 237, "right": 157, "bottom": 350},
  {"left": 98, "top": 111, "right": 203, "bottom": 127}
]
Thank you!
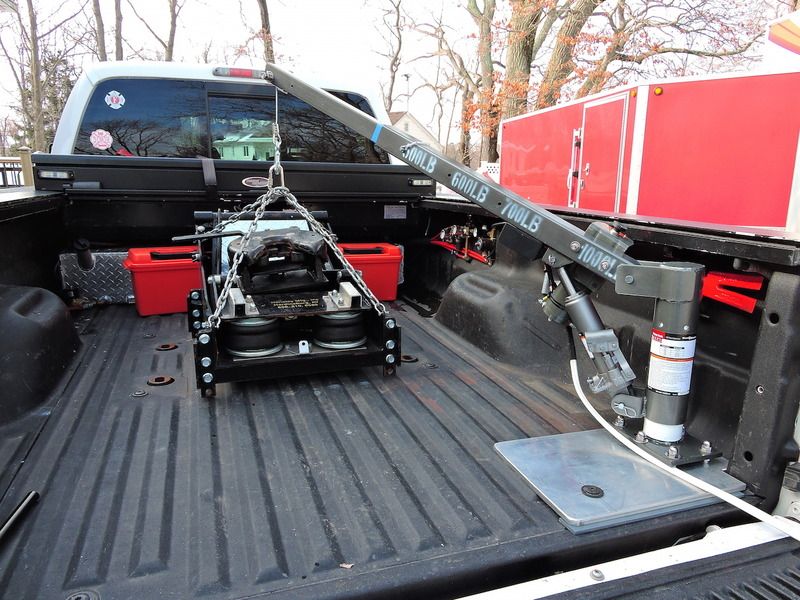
[{"left": 644, "top": 292, "right": 702, "bottom": 443}]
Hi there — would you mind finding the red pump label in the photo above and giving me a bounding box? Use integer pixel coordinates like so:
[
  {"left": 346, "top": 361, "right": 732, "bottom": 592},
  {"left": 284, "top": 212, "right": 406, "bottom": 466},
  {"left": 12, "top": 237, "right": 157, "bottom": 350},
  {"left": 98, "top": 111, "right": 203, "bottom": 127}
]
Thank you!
[{"left": 647, "top": 330, "right": 696, "bottom": 396}]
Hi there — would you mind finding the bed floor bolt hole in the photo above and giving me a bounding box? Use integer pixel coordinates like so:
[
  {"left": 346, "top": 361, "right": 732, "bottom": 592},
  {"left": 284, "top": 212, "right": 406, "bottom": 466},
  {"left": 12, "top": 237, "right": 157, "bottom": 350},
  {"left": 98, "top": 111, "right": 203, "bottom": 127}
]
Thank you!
[
  {"left": 65, "top": 592, "right": 100, "bottom": 600},
  {"left": 156, "top": 343, "right": 178, "bottom": 351},
  {"left": 581, "top": 484, "right": 604, "bottom": 498},
  {"left": 147, "top": 375, "right": 175, "bottom": 386},
  {"left": 401, "top": 354, "right": 418, "bottom": 363}
]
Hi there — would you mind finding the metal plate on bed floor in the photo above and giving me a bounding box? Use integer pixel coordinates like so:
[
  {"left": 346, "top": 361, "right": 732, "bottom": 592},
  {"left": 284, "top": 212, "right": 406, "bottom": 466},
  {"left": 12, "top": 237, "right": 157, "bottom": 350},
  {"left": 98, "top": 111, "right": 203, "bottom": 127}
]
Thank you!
[{"left": 495, "top": 429, "right": 746, "bottom": 533}]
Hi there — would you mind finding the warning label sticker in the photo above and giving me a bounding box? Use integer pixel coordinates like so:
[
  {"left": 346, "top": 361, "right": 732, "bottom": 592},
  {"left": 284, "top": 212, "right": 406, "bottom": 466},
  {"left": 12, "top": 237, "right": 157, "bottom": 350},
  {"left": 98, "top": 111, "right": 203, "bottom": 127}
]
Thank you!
[{"left": 647, "top": 329, "right": 696, "bottom": 396}]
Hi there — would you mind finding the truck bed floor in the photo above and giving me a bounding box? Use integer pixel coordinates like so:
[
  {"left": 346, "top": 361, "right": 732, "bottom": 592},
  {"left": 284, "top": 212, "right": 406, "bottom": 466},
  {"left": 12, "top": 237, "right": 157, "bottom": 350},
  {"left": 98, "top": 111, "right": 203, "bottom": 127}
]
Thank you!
[{"left": 0, "top": 304, "right": 729, "bottom": 599}]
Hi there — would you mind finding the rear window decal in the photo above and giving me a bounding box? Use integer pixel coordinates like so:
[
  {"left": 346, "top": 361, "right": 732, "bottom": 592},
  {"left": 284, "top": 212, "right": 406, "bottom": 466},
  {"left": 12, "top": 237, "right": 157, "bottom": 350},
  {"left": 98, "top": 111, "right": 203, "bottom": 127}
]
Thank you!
[
  {"left": 104, "top": 90, "right": 125, "bottom": 109},
  {"left": 90, "top": 129, "right": 113, "bottom": 150}
]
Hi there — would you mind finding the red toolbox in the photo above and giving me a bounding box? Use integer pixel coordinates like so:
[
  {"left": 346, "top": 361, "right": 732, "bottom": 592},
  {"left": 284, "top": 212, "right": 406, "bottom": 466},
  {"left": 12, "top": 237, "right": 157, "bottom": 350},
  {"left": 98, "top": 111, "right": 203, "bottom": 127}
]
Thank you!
[
  {"left": 337, "top": 243, "right": 402, "bottom": 301},
  {"left": 123, "top": 246, "right": 202, "bottom": 316}
]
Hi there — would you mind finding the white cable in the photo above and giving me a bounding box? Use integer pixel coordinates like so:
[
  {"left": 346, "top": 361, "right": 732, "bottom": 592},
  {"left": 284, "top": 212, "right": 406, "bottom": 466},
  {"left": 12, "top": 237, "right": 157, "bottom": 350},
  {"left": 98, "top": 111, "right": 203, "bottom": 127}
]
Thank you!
[{"left": 569, "top": 359, "right": 800, "bottom": 542}]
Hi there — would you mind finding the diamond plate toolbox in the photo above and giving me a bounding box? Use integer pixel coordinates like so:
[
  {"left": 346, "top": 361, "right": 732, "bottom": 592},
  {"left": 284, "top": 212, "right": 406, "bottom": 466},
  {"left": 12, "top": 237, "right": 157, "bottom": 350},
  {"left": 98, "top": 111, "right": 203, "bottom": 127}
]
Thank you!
[{"left": 59, "top": 252, "right": 135, "bottom": 303}]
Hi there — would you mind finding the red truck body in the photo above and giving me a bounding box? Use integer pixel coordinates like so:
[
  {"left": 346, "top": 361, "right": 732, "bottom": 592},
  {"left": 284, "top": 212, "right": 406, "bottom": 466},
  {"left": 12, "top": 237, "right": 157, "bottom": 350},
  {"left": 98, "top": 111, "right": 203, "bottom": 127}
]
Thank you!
[{"left": 499, "top": 70, "right": 800, "bottom": 231}]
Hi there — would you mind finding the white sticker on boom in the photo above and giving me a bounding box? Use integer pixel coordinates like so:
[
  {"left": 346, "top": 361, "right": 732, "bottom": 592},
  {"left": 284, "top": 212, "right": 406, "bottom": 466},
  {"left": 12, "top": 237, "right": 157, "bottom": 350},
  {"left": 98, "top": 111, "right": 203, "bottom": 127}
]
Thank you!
[
  {"left": 647, "top": 330, "right": 696, "bottom": 396},
  {"left": 104, "top": 90, "right": 125, "bottom": 109}
]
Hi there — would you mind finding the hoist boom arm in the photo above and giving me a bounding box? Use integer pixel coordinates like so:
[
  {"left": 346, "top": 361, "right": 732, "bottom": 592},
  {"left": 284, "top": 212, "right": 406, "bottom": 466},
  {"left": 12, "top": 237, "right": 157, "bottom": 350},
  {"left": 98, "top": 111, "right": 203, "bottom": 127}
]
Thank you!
[
  {"left": 260, "top": 64, "right": 706, "bottom": 452},
  {"left": 263, "top": 63, "right": 638, "bottom": 283}
]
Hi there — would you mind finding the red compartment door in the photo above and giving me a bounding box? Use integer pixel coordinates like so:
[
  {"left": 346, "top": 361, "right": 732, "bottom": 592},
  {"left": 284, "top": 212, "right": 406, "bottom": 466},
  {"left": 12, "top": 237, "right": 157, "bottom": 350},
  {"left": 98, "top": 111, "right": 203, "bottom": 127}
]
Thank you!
[{"left": 577, "top": 94, "right": 628, "bottom": 212}]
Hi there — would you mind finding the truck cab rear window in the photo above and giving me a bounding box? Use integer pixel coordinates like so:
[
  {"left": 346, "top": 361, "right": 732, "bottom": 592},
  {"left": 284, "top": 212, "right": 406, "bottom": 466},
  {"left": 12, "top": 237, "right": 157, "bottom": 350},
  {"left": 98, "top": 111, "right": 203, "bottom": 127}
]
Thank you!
[{"left": 74, "top": 78, "right": 388, "bottom": 164}]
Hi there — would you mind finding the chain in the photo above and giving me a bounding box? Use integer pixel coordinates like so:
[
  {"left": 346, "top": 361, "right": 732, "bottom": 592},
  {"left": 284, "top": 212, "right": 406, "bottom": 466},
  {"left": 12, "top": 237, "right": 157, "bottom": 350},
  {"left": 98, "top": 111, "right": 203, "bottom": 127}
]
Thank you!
[
  {"left": 276, "top": 189, "right": 388, "bottom": 316},
  {"left": 206, "top": 187, "right": 387, "bottom": 328},
  {"left": 268, "top": 85, "right": 284, "bottom": 188},
  {"left": 206, "top": 189, "right": 282, "bottom": 328},
  {"left": 205, "top": 83, "right": 386, "bottom": 328}
]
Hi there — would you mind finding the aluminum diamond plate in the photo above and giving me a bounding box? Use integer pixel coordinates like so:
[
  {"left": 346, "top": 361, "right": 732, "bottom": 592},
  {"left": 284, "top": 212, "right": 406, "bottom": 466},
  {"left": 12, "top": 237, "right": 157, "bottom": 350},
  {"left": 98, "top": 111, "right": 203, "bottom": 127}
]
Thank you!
[{"left": 59, "top": 252, "right": 134, "bottom": 303}]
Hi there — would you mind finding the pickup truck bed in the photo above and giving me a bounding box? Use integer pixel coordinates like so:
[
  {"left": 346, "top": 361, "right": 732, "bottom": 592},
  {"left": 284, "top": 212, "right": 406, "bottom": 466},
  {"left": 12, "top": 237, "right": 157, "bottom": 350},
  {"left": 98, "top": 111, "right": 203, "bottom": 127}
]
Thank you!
[{"left": 0, "top": 302, "right": 736, "bottom": 600}]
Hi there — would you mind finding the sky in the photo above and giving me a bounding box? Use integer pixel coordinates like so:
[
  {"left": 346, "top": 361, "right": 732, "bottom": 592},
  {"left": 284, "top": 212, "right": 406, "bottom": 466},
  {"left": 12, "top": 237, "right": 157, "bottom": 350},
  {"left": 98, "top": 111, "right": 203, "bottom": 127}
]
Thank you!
[
  {"left": 0, "top": 0, "right": 794, "bottom": 147},
  {"left": 0, "top": 0, "right": 474, "bottom": 143}
]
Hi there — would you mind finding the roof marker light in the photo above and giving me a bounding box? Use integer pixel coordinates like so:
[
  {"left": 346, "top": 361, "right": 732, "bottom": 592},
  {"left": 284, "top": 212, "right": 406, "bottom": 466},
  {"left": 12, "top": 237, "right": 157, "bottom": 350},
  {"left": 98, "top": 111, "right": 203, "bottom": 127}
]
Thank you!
[{"left": 212, "top": 67, "right": 267, "bottom": 80}]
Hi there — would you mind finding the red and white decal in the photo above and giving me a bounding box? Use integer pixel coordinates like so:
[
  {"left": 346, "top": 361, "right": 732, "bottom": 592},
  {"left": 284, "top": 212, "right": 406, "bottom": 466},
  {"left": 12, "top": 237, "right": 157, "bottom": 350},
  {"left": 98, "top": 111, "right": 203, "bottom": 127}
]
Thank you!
[
  {"left": 647, "top": 329, "right": 696, "bottom": 396},
  {"left": 104, "top": 90, "right": 125, "bottom": 110},
  {"left": 89, "top": 129, "right": 113, "bottom": 150}
]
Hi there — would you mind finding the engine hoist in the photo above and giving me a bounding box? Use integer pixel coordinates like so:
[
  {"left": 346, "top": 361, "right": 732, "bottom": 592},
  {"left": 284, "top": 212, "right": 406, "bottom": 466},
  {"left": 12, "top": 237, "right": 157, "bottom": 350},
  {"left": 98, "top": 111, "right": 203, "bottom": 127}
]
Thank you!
[{"left": 186, "top": 64, "right": 714, "bottom": 469}]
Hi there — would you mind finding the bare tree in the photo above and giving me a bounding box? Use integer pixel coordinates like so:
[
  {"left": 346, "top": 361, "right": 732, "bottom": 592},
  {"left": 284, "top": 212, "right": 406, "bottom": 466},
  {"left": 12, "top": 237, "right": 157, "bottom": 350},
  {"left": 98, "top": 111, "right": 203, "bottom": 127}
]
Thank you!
[
  {"left": 414, "top": 14, "right": 482, "bottom": 165},
  {"left": 90, "top": 0, "right": 106, "bottom": 60},
  {"left": 0, "top": 0, "right": 85, "bottom": 150},
  {"left": 377, "top": 0, "right": 404, "bottom": 113},
  {"left": 114, "top": 0, "right": 122, "bottom": 59},
  {"left": 535, "top": 0, "right": 603, "bottom": 109},
  {"left": 127, "top": 0, "right": 184, "bottom": 61},
  {"left": 254, "top": 0, "right": 274, "bottom": 64},
  {"left": 466, "top": 0, "right": 499, "bottom": 162},
  {"left": 501, "top": 1, "right": 536, "bottom": 118}
]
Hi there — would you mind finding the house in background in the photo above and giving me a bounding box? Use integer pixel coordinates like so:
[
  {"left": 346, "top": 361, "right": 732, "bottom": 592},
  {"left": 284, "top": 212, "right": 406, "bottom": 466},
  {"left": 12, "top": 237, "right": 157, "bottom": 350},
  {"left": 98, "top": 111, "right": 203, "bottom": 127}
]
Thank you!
[{"left": 388, "top": 111, "right": 443, "bottom": 152}]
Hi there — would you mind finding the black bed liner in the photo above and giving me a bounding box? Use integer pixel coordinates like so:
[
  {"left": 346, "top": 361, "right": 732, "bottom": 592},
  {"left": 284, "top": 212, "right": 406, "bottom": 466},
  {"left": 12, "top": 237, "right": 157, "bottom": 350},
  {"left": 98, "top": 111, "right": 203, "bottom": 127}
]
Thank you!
[{"left": 0, "top": 304, "right": 741, "bottom": 599}]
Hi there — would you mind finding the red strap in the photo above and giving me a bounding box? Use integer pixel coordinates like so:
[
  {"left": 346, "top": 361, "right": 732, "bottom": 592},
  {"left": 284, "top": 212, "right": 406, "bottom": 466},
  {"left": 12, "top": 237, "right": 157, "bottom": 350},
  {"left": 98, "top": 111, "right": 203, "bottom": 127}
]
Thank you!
[{"left": 702, "top": 272, "right": 763, "bottom": 313}]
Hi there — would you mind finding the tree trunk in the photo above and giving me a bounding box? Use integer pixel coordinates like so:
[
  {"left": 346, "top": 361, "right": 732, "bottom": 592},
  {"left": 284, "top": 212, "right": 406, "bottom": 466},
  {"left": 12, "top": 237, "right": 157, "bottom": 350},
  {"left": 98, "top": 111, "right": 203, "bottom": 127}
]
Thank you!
[
  {"left": 502, "top": 0, "right": 540, "bottom": 119},
  {"left": 255, "top": 0, "right": 275, "bottom": 64},
  {"left": 114, "top": 0, "right": 123, "bottom": 60},
  {"left": 459, "top": 87, "right": 473, "bottom": 166},
  {"left": 92, "top": 0, "right": 107, "bottom": 60},
  {"left": 535, "top": 0, "right": 603, "bottom": 109},
  {"left": 466, "top": 0, "right": 498, "bottom": 162},
  {"left": 381, "top": 0, "right": 403, "bottom": 113},
  {"left": 165, "top": 0, "right": 178, "bottom": 61},
  {"left": 25, "top": 0, "right": 44, "bottom": 151}
]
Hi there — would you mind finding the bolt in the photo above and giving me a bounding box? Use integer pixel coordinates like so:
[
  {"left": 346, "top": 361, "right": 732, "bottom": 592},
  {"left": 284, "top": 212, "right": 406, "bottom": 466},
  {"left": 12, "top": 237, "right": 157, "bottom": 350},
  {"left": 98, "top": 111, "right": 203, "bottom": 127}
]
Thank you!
[
  {"left": 200, "top": 357, "right": 212, "bottom": 368},
  {"left": 569, "top": 241, "right": 581, "bottom": 252},
  {"left": 385, "top": 354, "right": 396, "bottom": 364},
  {"left": 666, "top": 445, "right": 680, "bottom": 459},
  {"left": 614, "top": 415, "right": 625, "bottom": 428},
  {"left": 385, "top": 319, "right": 396, "bottom": 330},
  {"left": 190, "top": 291, "right": 200, "bottom": 300},
  {"left": 192, "top": 309, "right": 201, "bottom": 318},
  {"left": 599, "top": 260, "right": 610, "bottom": 271},
  {"left": 623, "top": 274, "right": 634, "bottom": 284},
  {"left": 547, "top": 255, "right": 556, "bottom": 265},
  {"left": 202, "top": 373, "right": 214, "bottom": 383},
  {"left": 635, "top": 431, "right": 647, "bottom": 444},
  {"left": 589, "top": 569, "right": 605, "bottom": 581},
  {"left": 386, "top": 339, "right": 396, "bottom": 350},
  {"left": 700, "top": 440, "right": 712, "bottom": 455},
  {"left": 756, "top": 385, "right": 765, "bottom": 395},
  {"left": 199, "top": 333, "right": 210, "bottom": 345},
  {"left": 193, "top": 321, "right": 201, "bottom": 330},
  {"left": 131, "top": 389, "right": 148, "bottom": 398}
]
